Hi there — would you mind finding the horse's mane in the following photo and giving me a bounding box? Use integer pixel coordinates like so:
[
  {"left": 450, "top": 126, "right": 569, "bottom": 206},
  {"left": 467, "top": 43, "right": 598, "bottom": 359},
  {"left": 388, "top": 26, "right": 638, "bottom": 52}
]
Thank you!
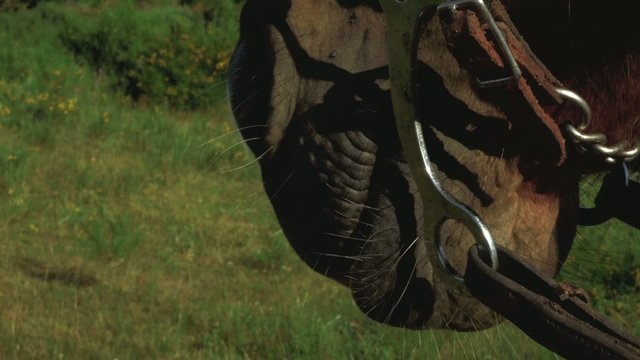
[
  {"left": 507, "top": 0, "right": 640, "bottom": 151},
  {"left": 566, "top": 47, "right": 640, "bottom": 147}
]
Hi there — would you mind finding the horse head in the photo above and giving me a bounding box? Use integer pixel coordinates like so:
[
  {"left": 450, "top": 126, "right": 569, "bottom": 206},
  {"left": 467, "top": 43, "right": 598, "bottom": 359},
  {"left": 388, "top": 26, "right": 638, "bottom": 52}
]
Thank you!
[{"left": 228, "top": 0, "right": 640, "bottom": 330}]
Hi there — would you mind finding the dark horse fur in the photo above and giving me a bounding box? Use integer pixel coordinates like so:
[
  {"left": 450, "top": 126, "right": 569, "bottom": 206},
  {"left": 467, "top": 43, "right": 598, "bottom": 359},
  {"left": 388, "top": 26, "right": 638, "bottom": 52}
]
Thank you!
[{"left": 229, "top": 0, "right": 640, "bottom": 330}]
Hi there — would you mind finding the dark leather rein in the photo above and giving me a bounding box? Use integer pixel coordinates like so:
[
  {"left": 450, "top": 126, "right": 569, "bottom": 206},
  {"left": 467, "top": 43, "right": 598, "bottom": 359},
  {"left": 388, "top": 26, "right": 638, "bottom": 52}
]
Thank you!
[{"left": 379, "top": 0, "right": 640, "bottom": 358}]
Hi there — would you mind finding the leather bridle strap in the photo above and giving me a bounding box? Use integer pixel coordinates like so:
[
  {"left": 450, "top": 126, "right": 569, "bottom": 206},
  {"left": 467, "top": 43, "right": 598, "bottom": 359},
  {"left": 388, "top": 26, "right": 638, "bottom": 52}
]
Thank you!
[
  {"left": 465, "top": 245, "right": 640, "bottom": 360},
  {"left": 579, "top": 164, "right": 640, "bottom": 229},
  {"left": 449, "top": 5, "right": 640, "bottom": 351},
  {"left": 435, "top": 3, "right": 640, "bottom": 357},
  {"left": 380, "top": 0, "right": 640, "bottom": 356},
  {"left": 434, "top": 0, "right": 568, "bottom": 165}
]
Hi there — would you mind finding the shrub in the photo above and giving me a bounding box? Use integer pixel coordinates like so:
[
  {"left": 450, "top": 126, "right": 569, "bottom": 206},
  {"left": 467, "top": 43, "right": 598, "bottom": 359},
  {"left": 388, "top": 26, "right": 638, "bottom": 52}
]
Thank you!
[
  {"left": 0, "top": 5, "right": 85, "bottom": 147},
  {"left": 0, "top": 72, "right": 80, "bottom": 122},
  {"left": 0, "top": 0, "right": 38, "bottom": 12},
  {"left": 59, "top": 0, "right": 238, "bottom": 109}
]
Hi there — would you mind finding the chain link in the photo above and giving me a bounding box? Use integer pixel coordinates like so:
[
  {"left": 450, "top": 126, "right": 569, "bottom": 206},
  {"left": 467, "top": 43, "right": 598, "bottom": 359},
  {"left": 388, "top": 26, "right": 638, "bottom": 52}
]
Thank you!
[{"left": 557, "top": 88, "right": 640, "bottom": 165}]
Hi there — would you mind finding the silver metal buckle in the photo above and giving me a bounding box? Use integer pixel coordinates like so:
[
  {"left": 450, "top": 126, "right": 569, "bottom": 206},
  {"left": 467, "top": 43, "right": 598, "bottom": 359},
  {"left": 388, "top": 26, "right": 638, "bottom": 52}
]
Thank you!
[
  {"left": 439, "top": 0, "right": 522, "bottom": 87},
  {"left": 379, "top": 0, "right": 505, "bottom": 285}
]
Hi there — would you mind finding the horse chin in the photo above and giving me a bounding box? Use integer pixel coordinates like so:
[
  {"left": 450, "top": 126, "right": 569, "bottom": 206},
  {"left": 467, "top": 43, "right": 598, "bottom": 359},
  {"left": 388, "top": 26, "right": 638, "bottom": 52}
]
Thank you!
[
  {"left": 346, "top": 115, "right": 579, "bottom": 330},
  {"left": 229, "top": 0, "right": 588, "bottom": 332}
]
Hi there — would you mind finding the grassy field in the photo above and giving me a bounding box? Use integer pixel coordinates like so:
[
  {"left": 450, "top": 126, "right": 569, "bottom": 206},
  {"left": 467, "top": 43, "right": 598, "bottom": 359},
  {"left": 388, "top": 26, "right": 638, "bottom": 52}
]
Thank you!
[{"left": 0, "top": 1, "right": 638, "bottom": 359}]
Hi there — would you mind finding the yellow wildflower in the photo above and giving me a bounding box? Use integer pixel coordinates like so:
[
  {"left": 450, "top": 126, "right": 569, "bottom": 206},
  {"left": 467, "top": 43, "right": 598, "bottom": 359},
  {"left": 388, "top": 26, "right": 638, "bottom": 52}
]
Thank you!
[
  {"left": 67, "top": 98, "right": 78, "bottom": 112},
  {"left": 166, "top": 87, "right": 177, "bottom": 96},
  {"left": 215, "top": 59, "right": 229, "bottom": 72}
]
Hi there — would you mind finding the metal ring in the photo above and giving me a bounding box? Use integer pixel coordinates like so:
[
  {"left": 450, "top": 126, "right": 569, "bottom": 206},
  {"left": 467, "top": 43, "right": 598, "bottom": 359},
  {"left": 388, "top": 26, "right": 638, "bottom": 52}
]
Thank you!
[
  {"left": 434, "top": 216, "right": 499, "bottom": 282},
  {"left": 556, "top": 88, "right": 592, "bottom": 131},
  {"left": 594, "top": 143, "right": 640, "bottom": 163},
  {"left": 618, "top": 147, "right": 640, "bottom": 162},
  {"left": 435, "top": 218, "right": 464, "bottom": 281},
  {"left": 438, "top": 0, "right": 522, "bottom": 88},
  {"left": 380, "top": 0, "right": 501, "bottom": 286},
  {"left": 564, "top": 124, "right": 606, "bottom": 153},
  {"left": 592, "top": 142, "right": 629, "bottom": 156}
]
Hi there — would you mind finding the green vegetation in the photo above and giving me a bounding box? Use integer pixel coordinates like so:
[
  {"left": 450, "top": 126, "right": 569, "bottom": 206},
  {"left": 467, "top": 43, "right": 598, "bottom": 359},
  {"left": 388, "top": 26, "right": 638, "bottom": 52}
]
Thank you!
[
  {"left": 0, "top": 1, "right": 637, "bottom": 358},
  {"left": 561, "top": 177, "right": 640, "bottom": 330},
  {"left": 59, "top": 1, "right": 235, "bottom": 109}
]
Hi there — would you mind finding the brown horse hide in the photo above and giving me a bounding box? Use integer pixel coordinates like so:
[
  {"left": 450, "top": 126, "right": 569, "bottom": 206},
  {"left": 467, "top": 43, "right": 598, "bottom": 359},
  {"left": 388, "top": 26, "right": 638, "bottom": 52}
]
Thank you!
[
  {"left": 228, "top": 0, "right": 640, "bottom": 331},
  {"left": 507, "top": 0, "right": 640, "bottom": 161}
]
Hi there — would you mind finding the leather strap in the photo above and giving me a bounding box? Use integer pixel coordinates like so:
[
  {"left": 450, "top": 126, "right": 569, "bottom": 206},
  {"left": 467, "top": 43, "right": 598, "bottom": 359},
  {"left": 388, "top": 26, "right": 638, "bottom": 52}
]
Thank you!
[
  {"left": 437, "top": 0, "right": 568, "bottom": 165},
  {"left": 419, "top": 2, "right": 640, "bottom": 357},
  {"left": 465, "top": 245, "right": 640, "bottom": 360},
  {"left": 579, "top": 165, "right": 640, "bottom": 229}
]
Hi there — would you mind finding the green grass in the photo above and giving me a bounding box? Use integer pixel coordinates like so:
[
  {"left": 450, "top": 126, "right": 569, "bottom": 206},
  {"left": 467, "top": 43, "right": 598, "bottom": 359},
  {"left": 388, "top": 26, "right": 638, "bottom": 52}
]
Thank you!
[
  {"left": 559, "top": 177, "right": 640, "bottom": 335},
  {"left": 0, "top": 1, "right": 637, "bottom": 359}
]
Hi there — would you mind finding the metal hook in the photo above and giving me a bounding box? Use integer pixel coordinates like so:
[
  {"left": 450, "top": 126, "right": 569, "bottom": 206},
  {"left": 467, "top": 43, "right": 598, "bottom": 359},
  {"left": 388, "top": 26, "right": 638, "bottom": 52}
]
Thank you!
[
  {"left": 438, "top": 0, "right": 522, "bottom": 88},
  {"left": 379, "top": 0, "right": 499, "bottom": 285}
]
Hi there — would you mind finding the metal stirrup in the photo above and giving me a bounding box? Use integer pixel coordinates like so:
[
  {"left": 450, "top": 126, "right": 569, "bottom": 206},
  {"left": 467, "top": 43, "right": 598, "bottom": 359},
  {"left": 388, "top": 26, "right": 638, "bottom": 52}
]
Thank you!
[
  {"left": 379, "top": 0, "right": 500, "bottom": 285},
  {"left": 441, "top": 0, "right": 522, "bottom": 88}
]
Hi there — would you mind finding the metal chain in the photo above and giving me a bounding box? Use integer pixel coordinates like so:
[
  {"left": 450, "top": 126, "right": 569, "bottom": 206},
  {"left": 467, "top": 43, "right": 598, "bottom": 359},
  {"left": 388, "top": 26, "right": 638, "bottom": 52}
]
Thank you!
[{"left": 556, "top": 88, "right": 640, "bottom": 165}]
